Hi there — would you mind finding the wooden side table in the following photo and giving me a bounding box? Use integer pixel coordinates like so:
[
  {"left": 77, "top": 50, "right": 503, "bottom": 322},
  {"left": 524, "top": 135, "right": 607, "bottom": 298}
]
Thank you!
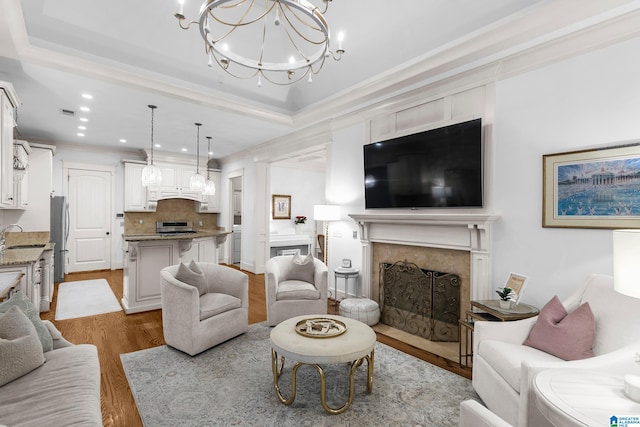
[{"left": 458, "top": 300, "right": 539, "bottom": 368}]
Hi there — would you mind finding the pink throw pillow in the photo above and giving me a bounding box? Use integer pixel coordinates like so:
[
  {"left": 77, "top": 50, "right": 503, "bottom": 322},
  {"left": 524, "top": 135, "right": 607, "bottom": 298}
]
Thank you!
[{"left": 523, "top": 295, "right": 595, "bottom": 361}]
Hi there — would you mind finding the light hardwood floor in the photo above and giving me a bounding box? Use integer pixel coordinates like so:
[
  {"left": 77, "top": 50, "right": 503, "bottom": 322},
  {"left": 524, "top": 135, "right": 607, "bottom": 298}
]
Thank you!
[{"left": 40, "top": 267, "right": 471, "bottom": 427}]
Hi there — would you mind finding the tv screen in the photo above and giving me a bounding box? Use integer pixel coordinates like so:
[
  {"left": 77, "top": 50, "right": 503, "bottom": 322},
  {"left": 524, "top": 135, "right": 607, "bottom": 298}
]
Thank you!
[{"left": 364, "top": 118, "right": 483, "bottom": 209}]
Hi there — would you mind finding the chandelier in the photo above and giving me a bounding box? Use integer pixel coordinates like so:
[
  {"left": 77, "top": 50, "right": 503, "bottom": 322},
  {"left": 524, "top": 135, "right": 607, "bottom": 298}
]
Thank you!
[
  {"left": 141, "top": 105, "right": 162, "bottom": 187},
  {"left": 175, "top": 0, "right": 345, "bottom": 85}
]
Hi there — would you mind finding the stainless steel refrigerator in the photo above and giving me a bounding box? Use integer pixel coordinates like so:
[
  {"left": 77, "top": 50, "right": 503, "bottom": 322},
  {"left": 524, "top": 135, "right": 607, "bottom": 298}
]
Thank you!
[{"left": 50, "top": 196, "right": 69, "bottom": 282}]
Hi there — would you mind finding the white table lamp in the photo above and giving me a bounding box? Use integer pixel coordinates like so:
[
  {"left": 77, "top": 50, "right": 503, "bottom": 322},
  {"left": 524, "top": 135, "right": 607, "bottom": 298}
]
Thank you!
[{"left": 613, "top": 229, "right": 640, "bottom": 402}]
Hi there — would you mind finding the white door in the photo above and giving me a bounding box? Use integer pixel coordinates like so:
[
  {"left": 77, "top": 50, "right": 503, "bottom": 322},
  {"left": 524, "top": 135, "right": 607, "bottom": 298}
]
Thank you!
[{"left": 67, "top": 168, "right": 112, "bottom": 273}]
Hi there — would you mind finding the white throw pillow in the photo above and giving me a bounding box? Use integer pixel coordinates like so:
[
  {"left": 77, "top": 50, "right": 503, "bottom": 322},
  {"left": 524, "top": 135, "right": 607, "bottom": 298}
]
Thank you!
[
  {"left": 0, "top": 305, "right": 46, "bottom": 386},
  {"left": 286, "top": 253, "right": 315, "bottom": 283},
  {"left": 175, "top": 260, "right": 207, "bottom": 296}
]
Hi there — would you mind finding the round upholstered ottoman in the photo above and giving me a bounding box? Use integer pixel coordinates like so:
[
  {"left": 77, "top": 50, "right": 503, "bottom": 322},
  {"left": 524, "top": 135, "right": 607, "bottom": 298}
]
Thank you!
[{"left": 339, "top": 298, "right": 380, "bottom": 326}]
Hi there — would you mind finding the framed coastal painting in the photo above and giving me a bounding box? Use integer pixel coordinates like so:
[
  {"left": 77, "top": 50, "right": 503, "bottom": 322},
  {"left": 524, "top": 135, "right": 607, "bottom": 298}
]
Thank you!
[
  {"left": 272, "top": 194, "right": 291, "bottom": 220},
  {"left": 543, "top": 143, "right": 640, "bottom": 229}
]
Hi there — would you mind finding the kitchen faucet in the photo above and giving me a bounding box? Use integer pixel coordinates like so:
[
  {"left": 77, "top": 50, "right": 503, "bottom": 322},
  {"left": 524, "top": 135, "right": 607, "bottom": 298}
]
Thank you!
[{"left": 0, "top": 224, "right": 23, "bottom": 253}]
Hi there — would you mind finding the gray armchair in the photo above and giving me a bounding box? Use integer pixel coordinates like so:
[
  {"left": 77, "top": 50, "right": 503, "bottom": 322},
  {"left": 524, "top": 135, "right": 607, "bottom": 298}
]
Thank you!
[
  {"left": 160, "top": 262, "right": 248, "bottom": 356},
  {"left": 265, "top": 255, "right": 328, "bottom": 326}
]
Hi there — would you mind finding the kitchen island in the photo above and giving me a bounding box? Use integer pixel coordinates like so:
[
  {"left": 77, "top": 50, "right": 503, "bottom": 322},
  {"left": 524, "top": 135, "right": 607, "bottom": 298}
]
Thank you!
[{"left": 121, "top": 230, "right": 231, "bottom": 314}]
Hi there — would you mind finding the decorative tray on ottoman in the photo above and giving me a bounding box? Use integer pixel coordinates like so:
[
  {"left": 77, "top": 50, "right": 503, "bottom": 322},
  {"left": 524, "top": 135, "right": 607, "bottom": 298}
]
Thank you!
[{"left": 295, "top": 317, "right": 347, "bottom": 338}]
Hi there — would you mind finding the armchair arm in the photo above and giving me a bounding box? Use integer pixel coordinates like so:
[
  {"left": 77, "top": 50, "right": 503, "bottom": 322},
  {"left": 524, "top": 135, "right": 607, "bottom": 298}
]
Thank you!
[
  {"left": 313, "top": 259, "right": 328, "bottom": 301},
  {"left": 160, "top": 271, "right": 200, "bottom": 328},
  {"left": 473, "top": 316, "right": 538, "bottom": 354},
  {"left": 265, "top": 258, "right": 281, "bottom": 306}
]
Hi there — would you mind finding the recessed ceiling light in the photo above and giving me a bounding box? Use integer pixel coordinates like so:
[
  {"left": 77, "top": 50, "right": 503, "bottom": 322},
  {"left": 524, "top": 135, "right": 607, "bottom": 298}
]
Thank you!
[
  {"left": 78, "top": 125, "right": 87, "bottom": 130},
  {"left": 82, "top": 93, "right": 93, "bottom": 100},
  {"left": 154, "top": 143, "right": 161, "bottom": 148},
  {"left": 119, "top": 138, "right": 127, "bottom": 143},
  {"left": 181, "top": 148, "right": 188, "bottom": 152},
  {"left": 79, "top": 117, "right": 88, "bottom": 122},
  {"left": 77, "top": 133, "right": 85, "bottom": 137},
  {"left": 79, "top": 106, "right": 90, "bottom": 112}
]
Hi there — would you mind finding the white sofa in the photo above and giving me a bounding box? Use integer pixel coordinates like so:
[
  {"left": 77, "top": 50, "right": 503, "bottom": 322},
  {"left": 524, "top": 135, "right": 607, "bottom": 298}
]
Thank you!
[
  {"left": 0, "top": 318, "right": 101, "bottom": 426},
  {"left": 472, "top": 273, "right": 640, "bottom": 427}
]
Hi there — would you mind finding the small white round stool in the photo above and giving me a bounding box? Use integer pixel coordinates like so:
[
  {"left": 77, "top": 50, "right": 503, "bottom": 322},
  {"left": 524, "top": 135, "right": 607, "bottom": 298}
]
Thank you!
[{"left": 339, "top": 298, "right": 380, "bottom": 326}]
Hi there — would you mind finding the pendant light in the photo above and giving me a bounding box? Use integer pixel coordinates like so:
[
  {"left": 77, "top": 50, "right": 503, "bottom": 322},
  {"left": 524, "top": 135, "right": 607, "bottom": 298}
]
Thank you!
[
  {"left": 189, "top": 123, "right": 206, "bottom": 191},
  {"left": 141, "top": 105, "right": 162, "bottom": 186},
  {"left": 202, "top": 136, "right": 216, "bottom": 196}
]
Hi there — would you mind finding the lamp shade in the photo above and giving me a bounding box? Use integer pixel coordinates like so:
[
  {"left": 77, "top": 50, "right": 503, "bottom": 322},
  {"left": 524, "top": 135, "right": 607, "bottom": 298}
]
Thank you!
[
  {"left": 613, "top": 229, "right": 640, "bottom": 299},
  {"left": 314, "top": 205, "right": 340, "bottom": 221}
]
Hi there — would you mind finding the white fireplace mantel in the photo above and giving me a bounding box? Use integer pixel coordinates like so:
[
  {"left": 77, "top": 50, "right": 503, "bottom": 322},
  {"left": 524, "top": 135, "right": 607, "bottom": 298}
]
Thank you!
[{"left": 349, "top": 212, "right": 500, "bottom": 301}]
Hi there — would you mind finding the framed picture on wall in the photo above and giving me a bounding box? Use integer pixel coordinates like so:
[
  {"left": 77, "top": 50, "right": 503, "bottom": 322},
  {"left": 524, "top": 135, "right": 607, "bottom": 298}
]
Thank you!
[
  {"left": 543, "top": 143, "right": 640, "bottom": 228},
  {"left": 272, "top": 194, "right": 291, "bottom": 219}
]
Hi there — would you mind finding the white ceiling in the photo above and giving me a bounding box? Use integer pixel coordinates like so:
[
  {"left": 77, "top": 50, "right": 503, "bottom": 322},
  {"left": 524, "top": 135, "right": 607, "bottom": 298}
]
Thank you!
[{"left": 0, "top": 0, "right": 637, "bottom": 167}]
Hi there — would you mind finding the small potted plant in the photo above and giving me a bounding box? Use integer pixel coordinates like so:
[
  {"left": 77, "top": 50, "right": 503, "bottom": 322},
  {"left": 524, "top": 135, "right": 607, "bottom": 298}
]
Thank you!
[
  {"left": 294, "top": 215, "right": 307, "bottom": 234},
  {"left": 496, "top": 286, "right": 514, "bottom": 309}
]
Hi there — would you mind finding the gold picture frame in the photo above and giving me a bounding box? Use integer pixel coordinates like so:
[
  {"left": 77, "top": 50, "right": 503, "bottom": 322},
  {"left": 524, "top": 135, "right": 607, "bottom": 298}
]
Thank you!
[
  {"left": 272, "top": 194, "right": 291, "bottom": 220},
  {"left": 543, "top": 143, "right": 640, "bottom": 228}
]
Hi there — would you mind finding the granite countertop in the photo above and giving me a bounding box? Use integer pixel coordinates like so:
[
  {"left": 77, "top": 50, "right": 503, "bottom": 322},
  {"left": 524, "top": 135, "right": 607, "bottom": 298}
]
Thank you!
[
  {"left": 123, "top": 230, "right": 231, "bottom": 242},
  {"left": 0, "top": 242, "right": 54, "bottom": 266}
]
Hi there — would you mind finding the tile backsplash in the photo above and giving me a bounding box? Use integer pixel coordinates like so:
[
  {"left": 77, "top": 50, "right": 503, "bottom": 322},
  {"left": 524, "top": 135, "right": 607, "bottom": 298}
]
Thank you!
[{"left": 124, "top": 199, "right": 220, "bottom": 235}]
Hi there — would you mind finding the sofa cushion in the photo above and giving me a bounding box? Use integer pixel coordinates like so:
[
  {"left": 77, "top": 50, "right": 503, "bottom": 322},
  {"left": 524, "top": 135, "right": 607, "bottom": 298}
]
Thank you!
[
  {"left": 523, "top": 295, "right": 595, "bottom": 360},
  {"left": 0, "top": 344, "right": 101, "bottom": 426},
  {"left": 176, "top": 260, "right": 207, "bottom": 296},
  {"left": 0, "top": 291, "right": 52, "bottom": 352},
  {"left": 579, "top": 274, "right": 640, "bottom": 355},
  {"left": 199, "top": 293, "right": 242, "bottom": 320},
  {"left": 0, "top": 306, "right": 46, "bottom": 386},
  {"left": 477, "top": 340, "right": 562, "bottom": 392},
  {"left": 286, "top": 253, "right": 315, "bottom": 283},
  {"left": 277, "top": 280, "right": 321, "bottom": 301}
]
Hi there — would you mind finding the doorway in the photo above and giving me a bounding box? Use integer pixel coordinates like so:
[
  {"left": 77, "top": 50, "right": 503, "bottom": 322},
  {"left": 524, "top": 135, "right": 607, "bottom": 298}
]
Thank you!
[
  {"left": 63, "top": 162, "right": 115, "bottom": 274},
  {"left": 229, "top": 173, "right": 243, "bottom": 267}
]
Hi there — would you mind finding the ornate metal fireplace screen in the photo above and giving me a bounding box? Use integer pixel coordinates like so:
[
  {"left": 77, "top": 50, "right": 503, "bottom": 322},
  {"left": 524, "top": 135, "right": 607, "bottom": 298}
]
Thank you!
[{"left": 380, "top": 261, "right": 460, "bottom": 342}]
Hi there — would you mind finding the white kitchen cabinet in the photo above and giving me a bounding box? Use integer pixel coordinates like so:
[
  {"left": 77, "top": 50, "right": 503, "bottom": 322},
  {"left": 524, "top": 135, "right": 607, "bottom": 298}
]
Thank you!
[
  {"left": 0, "top": 83, "right": 19, "bottom": 207},
  {"left": 0, "top": 263, "right": 36, "bottom": 306},
  {"left": 147, "top": 163, "right": 202, "bottom": 201},
  {"left": 123, "top": 162, "right": 152, "bottom": 211},
  {"left": 181, "top": 236, "right": 216, "bottom": 264},
  {"left": 122, "top": 239, "right": 181, "bottom": 314},
  {"left": 10, "top": 140, "right": 30, "bottom": 209}
]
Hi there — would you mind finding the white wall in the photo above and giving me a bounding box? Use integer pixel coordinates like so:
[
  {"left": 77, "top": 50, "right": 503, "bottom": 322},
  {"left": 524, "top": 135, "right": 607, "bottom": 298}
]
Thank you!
[
  {"left": 269, "top": 165, "right": 325, "bottom": 236},
  {"left": 324, "top": 36, "right": 640, "bottom": 308},
  {"left": 492, "top": 36, "right": 640, "bottom": 308}
]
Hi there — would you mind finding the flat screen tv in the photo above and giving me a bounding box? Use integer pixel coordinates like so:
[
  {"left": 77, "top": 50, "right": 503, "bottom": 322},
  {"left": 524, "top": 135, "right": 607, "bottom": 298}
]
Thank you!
[{"left": 364, "top": 118, "right": 483, "bottom": 209}]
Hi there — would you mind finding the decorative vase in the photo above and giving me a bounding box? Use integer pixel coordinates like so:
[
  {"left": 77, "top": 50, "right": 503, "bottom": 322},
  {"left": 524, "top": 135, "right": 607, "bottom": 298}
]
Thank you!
[
  {"left": 295, "top": 224, "right": 304, "bottom": 234},
  {"left": 499, "top": 300, "right": 511, "bottom": 309}
]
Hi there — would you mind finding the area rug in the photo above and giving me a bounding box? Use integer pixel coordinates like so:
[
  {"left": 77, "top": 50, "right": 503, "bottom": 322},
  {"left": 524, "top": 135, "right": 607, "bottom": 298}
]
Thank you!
[
  {"left": 55, "top": 279, "right": 122, "bottom": 320},
  {"left": 121, "top": 323, "right": 479, "bottom": 426}
]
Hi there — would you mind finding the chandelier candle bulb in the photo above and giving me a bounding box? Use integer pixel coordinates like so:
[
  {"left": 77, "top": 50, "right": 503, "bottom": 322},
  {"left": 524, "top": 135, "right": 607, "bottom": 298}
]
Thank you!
[
  {"left": 337, "top": 31, "right": 344, "bottom": 52},
  {"left": 177, "top": 0, "right": 185, "bottom": 18}
]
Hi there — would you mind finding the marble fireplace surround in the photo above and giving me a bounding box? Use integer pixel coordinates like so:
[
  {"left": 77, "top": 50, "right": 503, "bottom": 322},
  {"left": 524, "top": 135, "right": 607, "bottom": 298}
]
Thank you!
[{"left": 349, "top": 213, "right": 500, "bottom": 304}]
